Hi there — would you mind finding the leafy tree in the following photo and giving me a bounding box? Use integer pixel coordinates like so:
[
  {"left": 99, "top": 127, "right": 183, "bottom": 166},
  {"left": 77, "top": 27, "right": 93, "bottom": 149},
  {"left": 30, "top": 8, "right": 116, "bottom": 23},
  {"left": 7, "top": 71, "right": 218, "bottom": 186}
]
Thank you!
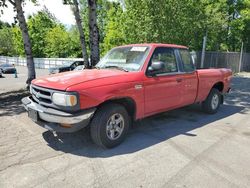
[
  {"left": 68, "top": 26, "right": 83, "bottom": 57},
  {"left": 45, "top": 25, "right": 71, "bottom": 58},
  {"left": 80, "top": 0, "right": 110, "bottom": 56},
  {"left": 12, "top": 26, "right": 25, "bottom": 56},
  {"left": 96, "top": 0, "right": 109, "bottom": 53},
  {"left": 0, "top": 0, "right": 36, "bottom": 85},
  {"left": 123, "top": 0, "right": 195, "bottom": 44},
  {"left": 0, "top": 26, "right": 16, "bottom": 55},
  {"left": 27, "top": 9, "right": 57, "bottom": 57},
  {"left": 241, "top": 0, "right": 250, "bottom": 51},
  {"left": 64, "top": 0, "right": 90, "bottom": 67},
  {"left": 0, "top": 20, "right": 10, "bottom": 28},
  {"left": 103, "top": 2, "right": 125, "bottom": 54}
]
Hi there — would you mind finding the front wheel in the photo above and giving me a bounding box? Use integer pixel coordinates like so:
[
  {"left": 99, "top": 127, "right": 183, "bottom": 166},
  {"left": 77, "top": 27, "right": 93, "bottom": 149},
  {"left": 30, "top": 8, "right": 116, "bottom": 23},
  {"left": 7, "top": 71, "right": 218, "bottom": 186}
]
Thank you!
[
  {"left": 202, "top": 88, "right": 221, "bottom": 114},
  {"left": 90, "top": 103, "right": 130, "bottom": 148}
]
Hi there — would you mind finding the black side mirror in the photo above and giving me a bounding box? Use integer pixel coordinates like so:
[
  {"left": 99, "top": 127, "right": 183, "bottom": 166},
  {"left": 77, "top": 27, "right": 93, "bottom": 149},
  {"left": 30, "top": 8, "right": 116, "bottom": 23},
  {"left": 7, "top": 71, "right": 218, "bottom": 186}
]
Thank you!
[{"left": 148, "top": 61, "right": 165, "bottom": 73}]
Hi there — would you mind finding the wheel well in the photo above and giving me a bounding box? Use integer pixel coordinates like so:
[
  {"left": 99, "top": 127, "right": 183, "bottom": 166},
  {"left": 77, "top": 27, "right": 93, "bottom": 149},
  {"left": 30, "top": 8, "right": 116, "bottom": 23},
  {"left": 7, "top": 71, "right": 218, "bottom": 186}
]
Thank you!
[
  {"left": 212, "top": 82, "right": 224, "bottom": 92},
  {"left": 98, "top": 98, "right": 136, "bottom": 120}
]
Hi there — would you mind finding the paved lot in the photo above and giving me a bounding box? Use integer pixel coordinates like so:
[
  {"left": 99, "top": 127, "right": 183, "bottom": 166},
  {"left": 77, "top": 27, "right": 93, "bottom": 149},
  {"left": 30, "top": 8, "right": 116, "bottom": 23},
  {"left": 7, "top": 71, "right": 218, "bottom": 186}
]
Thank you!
[
  {"left": 0, "top": 70, "right": 250, "bottom": 188},
  {"left": 0, "top": 66, "right": 49, "bottom": 94}
]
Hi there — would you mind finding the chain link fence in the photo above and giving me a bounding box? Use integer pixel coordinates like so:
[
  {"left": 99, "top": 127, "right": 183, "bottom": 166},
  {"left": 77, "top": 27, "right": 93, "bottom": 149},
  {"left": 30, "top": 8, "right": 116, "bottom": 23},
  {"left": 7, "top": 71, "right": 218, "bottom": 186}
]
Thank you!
[{"left": 1, "top": 51, "right": 250, "bottom": 73}]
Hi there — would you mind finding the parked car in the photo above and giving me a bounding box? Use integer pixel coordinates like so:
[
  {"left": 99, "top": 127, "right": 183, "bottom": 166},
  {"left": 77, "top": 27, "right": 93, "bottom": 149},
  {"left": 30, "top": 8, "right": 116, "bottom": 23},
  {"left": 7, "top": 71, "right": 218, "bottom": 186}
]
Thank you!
[
  {"left": 0, "top": 69, "right": 2, "bottom": 77},
  {"left": 49, "top": 61, "right": 84, "bottom": 74},
  {"left": 74, "top": 65, "right": 85, "bottom": 71},
  {"left": 22, "top": 43, "right": 232, "bottom": 148},
  {"left": 0, "top": 63, "right": 16, "bottom": 74}
]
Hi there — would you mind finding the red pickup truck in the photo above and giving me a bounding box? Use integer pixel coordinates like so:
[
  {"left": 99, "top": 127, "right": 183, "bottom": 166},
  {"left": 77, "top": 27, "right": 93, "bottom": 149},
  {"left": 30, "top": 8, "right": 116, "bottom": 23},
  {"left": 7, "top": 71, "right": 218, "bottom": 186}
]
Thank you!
[{"left": 22, "top": 43, "right": 232, "bottom": 148}]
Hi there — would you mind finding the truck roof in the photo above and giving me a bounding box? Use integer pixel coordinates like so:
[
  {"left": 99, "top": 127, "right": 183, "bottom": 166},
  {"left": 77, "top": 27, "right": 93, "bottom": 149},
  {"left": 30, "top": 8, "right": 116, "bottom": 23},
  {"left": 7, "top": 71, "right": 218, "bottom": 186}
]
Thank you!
[{"left": 119, "top": 43, "right": 188, "bottom": 49}]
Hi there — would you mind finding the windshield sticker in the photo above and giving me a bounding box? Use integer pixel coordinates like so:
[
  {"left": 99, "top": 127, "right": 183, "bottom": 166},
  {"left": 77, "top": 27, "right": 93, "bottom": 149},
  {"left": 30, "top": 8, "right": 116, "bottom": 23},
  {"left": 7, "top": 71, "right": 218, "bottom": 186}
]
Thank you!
[{"left": 130, "top": 47, "right": 147, "bottom": 52}]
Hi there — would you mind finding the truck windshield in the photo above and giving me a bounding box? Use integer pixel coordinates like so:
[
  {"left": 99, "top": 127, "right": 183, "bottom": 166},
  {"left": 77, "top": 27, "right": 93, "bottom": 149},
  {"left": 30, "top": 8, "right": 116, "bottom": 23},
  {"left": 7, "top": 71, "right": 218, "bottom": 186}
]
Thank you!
[{"left": 96, "top": 46, "right": 150, "bottom": 72}]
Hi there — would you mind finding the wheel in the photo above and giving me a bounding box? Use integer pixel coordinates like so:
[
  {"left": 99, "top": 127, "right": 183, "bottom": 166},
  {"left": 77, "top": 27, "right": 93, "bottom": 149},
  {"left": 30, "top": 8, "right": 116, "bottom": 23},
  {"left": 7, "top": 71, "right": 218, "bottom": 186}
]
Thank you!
[
  {"left": 202, "top": 88, "right": 221, "bottom": 114},
  {"left": 90, "top": 103, "right": 130, "bottom": 148}
]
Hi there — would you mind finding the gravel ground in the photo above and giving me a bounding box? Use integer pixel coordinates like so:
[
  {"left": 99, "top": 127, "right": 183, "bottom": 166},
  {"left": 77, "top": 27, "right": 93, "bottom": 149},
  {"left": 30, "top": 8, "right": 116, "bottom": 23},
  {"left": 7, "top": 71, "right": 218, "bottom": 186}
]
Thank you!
[{"left": 0, "top": 69, "right": 250, "bottom": 188}]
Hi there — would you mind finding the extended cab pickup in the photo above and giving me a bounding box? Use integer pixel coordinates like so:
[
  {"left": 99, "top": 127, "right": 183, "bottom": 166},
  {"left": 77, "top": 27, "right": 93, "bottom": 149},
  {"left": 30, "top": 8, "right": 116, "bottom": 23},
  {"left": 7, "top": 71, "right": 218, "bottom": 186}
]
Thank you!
[{"left": 22, "top": 43, "right": 232, "bottom": 148}]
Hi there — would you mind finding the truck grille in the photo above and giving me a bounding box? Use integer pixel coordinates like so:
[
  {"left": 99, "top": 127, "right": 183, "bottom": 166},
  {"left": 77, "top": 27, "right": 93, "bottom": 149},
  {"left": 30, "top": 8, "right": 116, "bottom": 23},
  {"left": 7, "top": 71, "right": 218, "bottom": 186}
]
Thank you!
[
  {"left": 30, "top": 84, "right": 80, "bottom": 112},
  {"left": 30, "top": 85, "right": 53, "bottom": 107}
]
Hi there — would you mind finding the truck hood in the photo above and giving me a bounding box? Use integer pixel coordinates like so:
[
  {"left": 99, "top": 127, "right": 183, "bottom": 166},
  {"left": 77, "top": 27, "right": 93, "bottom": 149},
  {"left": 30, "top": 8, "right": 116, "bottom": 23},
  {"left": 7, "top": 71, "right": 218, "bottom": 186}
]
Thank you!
[{"left": 32, "top": 69, "right": 139, "bottom": 91}]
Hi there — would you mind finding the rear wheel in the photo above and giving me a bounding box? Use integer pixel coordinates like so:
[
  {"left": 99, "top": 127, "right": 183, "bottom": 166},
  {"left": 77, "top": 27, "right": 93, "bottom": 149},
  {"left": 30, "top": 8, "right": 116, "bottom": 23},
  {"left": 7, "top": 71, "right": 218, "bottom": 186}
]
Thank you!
[
  {"left": 90, "top": 103, "right": 130, "bottom": 148},
  {"left": 202, "top": 88, "right": 221, "bottom": 114}
]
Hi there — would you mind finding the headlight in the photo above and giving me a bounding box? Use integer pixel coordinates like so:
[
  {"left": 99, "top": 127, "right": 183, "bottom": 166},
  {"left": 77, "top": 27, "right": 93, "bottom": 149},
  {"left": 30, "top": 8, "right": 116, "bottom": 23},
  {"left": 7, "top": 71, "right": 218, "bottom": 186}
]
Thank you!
[{"left": 52, "top": 93, "right": 78, "bottom": 106}]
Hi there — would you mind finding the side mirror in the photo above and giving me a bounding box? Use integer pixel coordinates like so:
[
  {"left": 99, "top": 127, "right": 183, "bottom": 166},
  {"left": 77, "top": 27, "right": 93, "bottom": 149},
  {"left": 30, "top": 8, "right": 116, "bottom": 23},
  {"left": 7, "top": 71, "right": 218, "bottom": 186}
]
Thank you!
[{"left": 148, "top": 61, "right": 165, "bottom": 72}]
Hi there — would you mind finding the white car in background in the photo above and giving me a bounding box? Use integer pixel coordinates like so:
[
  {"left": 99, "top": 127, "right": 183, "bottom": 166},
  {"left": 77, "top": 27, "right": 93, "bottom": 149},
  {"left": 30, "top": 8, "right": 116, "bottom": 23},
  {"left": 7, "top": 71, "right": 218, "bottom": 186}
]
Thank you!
[{"left": 73, "top": 65, "right": 85, "bottom": 71}]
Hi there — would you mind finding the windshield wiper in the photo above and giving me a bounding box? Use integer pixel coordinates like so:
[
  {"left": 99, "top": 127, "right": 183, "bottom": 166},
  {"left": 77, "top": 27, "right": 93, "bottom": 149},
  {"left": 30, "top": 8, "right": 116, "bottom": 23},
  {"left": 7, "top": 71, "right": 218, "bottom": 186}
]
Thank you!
[{"left": 103, "top": 65, "right": 129, "bottom": 72}]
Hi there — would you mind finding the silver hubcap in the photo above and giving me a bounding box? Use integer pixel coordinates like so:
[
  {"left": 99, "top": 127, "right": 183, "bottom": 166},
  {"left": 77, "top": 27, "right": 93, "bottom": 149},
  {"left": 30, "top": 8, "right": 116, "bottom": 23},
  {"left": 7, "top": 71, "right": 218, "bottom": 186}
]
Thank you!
[
  {"left": 106, "top": 113, "right": 125, "bottom": 140},
  {"left": 211, "top": 94, "right": 219, "bottom": 110}
]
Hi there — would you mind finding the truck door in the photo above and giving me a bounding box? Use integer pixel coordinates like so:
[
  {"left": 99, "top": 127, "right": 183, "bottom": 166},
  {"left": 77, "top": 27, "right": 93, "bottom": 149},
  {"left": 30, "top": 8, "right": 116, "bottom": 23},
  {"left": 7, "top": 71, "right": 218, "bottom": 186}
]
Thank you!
[
  {"left": 144, "top": 47, "right": 182, "bottom": 115},
  {"left": 177, "top": 49, "right": 198, "bottom": 106}
]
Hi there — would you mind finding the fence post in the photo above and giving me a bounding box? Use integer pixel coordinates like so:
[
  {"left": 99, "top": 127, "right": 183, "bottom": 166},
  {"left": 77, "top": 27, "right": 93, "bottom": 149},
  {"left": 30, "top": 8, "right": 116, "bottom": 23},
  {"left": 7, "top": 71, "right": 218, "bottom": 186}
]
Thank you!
[
  {"left": 216, "top": 51, "right": 218, "bottom": 67},
  {"left": 201, "top": 31, "right": 207, "bottom": 68},
  {"left": 239, "top": 42, "right": 244, "bottom": 72}
]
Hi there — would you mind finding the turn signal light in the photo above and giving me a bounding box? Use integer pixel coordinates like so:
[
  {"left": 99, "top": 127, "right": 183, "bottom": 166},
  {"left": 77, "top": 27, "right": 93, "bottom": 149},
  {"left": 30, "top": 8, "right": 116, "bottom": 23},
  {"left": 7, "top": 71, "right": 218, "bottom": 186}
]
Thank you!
[{"left": 60, "top": 123, "right": 72, "bottom": 128}]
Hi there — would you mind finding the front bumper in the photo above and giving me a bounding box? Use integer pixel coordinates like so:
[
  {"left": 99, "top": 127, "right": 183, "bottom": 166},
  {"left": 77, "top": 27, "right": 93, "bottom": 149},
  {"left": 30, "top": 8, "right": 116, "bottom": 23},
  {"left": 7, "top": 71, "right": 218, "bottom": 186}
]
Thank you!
[{"left": 22, "top": 96, "right": 96, "bottom": 133}]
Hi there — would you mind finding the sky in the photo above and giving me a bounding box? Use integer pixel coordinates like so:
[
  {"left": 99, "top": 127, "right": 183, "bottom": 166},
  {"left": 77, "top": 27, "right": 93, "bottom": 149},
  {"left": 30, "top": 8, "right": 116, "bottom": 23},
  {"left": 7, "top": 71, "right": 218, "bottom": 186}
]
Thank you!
[{"left": 0, "top": 0, "right": 75, "bottom": 25}]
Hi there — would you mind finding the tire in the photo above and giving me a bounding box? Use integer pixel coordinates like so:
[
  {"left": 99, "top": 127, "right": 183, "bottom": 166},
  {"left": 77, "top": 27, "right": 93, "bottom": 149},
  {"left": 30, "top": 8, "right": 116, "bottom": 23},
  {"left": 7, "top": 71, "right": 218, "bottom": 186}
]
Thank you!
[
  {"left": 202, "top": 88, "right": 221, "bottom": 114},
  {"left": 90, "top": 103, "right": 130, "bottom": 148}
]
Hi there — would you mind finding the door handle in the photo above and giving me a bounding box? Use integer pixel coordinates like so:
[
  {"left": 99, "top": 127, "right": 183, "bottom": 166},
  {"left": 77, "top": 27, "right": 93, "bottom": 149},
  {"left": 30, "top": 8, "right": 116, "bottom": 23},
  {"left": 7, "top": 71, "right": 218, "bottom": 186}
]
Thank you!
[{"left": 176, "top": 78, "right": 183, "bottom": 83}]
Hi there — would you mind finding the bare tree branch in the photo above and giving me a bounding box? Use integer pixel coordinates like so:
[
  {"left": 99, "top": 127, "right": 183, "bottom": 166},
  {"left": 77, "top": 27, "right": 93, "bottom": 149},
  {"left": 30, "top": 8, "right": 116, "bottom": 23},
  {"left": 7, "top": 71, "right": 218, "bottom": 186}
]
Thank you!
[{"left": 8, "top": 0, "right": 15, "bottom": 6}]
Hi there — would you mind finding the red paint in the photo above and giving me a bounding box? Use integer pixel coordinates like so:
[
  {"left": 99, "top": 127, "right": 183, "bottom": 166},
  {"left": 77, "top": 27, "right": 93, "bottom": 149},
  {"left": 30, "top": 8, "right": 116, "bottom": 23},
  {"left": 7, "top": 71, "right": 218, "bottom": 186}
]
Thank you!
[{"left": 32, "top": 44, "right": 232, "bottom": 120}]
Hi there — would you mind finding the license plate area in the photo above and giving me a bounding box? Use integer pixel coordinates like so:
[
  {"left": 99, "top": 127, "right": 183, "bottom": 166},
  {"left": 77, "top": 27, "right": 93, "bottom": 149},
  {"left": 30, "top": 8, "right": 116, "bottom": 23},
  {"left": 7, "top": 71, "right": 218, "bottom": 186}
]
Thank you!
[{"left": 28, "top": 108, "right": 38, "bottom": 122}]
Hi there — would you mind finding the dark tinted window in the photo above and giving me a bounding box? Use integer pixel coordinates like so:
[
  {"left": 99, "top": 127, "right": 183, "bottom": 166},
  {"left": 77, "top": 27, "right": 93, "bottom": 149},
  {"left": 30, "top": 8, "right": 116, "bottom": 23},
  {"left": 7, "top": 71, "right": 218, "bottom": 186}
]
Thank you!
[
  {"left": 149, "top": 47, "right": 178, "bottom": 74},
  {"left": 179, "top": 49, "right": 195, "bottom": 72}
]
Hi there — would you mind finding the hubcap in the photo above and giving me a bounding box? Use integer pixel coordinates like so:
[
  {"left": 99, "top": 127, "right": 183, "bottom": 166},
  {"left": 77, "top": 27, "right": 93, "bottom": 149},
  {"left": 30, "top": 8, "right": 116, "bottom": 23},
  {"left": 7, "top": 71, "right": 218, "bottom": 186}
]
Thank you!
[
  {"left": 211, "top": 94, "right": 219, "bottom": 110},
  {"left": 106, "top": 113, "right": 125, "bottom": 140}
]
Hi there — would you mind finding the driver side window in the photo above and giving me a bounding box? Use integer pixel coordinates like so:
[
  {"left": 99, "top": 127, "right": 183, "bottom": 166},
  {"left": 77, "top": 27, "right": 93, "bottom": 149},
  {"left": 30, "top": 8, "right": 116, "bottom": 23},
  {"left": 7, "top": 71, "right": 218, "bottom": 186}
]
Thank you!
[{"left": 150, "top": 47, "right": 178, "bottom": 74}]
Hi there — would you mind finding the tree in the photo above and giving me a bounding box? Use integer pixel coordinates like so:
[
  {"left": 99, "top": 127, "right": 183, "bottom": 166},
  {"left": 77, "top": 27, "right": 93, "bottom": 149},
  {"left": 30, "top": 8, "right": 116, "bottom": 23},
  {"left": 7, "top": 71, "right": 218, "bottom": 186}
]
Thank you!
[
  {"left": 72, "top": 0, "right": 90, "bottom": 67},
  {"left": 45, "top": 25, "right": 84, "bottom": 58},
  {"left": 88, "top": 0, "right": 100, "bottom": 66},
  {"left": 103, "top": 2, "right": 125, "bottom": 53},
  {"left": 45, "top": 25, "right": 71, "bottom": 57},
  {"left": 0, "top": 20, "right": 10, "bottom": 28},
  {"left": 0, "top": 0, "right": 36, "bottom": 85},
  {"left": 12, "top": 26, "right": 25, "bottom": 56},
  {"left": 64, "top": 0, "right": 90, "bottom": 68},
  {"left": 27, "top": 9, "right": 57, "bottom": 57},
  {"left": 0, "top": 26, "right": 16, "bottom": 55},
  {"left": 68, "top": 26, "right": 83, "bottom": 57},
  {"left": 241, "top": 0, "right": 250, "bottom": 52}
]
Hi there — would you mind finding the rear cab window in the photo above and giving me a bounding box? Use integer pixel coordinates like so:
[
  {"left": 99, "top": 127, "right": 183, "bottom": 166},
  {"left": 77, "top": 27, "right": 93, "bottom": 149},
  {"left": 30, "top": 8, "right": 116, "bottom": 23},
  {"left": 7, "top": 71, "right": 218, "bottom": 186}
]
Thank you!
[{"left": 179, "top": 49, "right": 195, "bottom": 72}]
